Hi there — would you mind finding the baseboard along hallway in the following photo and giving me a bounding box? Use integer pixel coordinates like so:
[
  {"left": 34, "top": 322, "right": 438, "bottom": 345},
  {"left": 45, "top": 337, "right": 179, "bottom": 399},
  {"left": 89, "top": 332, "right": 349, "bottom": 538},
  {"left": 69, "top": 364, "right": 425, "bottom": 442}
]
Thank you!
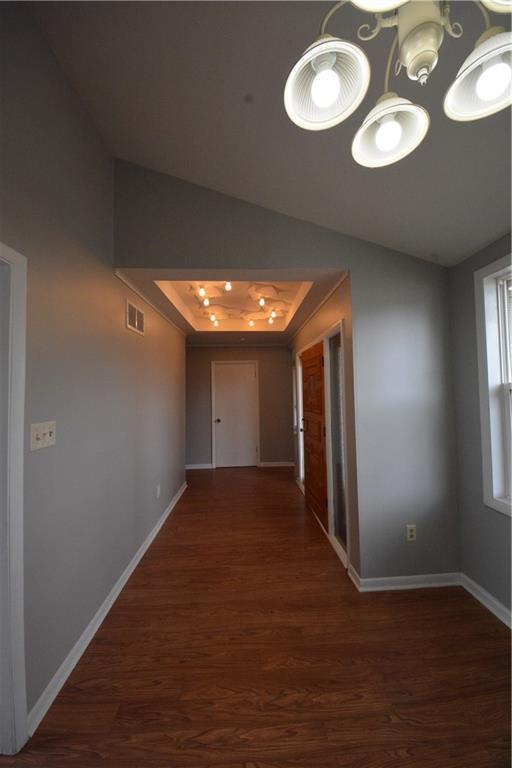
[{"left": 3, "top": 468, "right": 509, "bottom": 768}]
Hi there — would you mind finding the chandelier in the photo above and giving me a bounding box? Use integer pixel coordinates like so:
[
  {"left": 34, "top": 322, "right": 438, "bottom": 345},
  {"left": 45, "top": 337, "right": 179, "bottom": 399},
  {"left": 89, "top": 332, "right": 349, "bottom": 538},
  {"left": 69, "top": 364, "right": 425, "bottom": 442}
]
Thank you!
[{"left": 284, "top": 0, "right": 512, "bottom": 167}]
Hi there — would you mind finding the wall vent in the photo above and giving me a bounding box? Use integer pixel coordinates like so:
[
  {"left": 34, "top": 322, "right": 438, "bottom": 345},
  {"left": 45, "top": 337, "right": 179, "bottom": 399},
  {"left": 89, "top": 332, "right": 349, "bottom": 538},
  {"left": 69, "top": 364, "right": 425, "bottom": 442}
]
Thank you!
[{"left": 126, "top": 300, "right": 145, "bottom": 335}]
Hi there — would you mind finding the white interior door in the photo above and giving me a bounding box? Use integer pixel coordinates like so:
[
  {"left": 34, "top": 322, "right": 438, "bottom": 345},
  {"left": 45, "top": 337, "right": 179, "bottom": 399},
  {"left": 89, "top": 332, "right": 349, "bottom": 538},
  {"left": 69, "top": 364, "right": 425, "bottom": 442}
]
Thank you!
[{"left": 212, "top": 362, "right": 259, "bottom": 468}]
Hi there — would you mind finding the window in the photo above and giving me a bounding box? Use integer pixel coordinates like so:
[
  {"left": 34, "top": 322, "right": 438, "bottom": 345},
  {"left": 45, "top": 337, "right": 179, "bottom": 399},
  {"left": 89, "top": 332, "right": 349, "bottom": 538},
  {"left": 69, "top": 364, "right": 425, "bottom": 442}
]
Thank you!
[
  {"left": 497, "top": 274, "right": 512, "bottom": 384},
  {"left": 497, "top": 274, "right": 512, "bottom": 500},
  {"left": 475, "top": 256, "right": 512, "bottom": 516}
]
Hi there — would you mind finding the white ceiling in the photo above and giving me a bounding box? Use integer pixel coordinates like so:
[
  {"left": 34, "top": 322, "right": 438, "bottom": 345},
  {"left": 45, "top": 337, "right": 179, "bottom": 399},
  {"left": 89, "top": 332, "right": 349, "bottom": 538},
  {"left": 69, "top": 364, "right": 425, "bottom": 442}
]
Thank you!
[{"left": 33, "top": 1, "right": 511, "bottom": 266}]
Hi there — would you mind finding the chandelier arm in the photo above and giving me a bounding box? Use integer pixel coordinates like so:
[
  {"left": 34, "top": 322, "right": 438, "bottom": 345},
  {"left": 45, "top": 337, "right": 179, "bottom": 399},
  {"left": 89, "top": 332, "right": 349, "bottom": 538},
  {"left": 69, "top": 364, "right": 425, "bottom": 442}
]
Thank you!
[
  {"left": 476, "top": 1, "right": 492, "bottom": 29},
  {"left": 319, "top": 1, "right": 349, "bottom": 36},
  {"left": 357, "top": 14, "right": 383, "bottom": 41},
  {"left": 441, "top": 2, "right": 464, "bottom": 38},
  {"left": 384, "top": 33, "right": 398, "bottom": 92}
]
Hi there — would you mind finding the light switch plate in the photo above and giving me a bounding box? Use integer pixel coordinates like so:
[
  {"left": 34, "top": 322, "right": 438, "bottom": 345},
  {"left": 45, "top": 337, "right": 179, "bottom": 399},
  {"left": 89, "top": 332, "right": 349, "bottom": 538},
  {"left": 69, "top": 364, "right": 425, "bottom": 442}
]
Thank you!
[{"left": 30, "top": 421, "right": 56, "bottom": 451}]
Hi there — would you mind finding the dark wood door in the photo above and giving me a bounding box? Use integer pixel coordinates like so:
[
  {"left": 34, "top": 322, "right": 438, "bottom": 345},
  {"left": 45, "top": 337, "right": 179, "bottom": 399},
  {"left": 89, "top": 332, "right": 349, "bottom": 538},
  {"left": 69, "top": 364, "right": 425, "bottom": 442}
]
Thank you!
[{"left": 300, "top": 342, "right": 328, "bottom": 531}]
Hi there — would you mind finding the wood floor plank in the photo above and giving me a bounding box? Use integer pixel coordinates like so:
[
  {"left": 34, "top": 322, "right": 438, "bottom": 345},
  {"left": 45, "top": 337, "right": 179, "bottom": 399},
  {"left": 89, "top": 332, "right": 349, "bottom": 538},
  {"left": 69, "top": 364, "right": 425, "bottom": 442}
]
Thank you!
[{"left": 2, "top": 467, "right": 510, "bottom": 767}]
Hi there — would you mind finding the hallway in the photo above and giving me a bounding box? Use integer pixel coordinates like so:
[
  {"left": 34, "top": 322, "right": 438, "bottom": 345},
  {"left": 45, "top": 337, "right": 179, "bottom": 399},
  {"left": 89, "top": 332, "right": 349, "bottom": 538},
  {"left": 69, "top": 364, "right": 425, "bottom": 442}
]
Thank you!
[{"left": 4, "top": 468, "right": 510, "bottom": 768}]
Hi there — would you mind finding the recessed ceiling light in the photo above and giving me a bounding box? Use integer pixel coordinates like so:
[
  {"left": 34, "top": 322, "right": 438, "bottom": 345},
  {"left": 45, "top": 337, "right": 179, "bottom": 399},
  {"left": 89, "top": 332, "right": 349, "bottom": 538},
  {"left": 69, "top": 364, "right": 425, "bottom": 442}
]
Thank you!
[
  {"left": 210, "top": 313, "right": 216, "bottom": 322},
  {"left": 259, "top": 297, "right": 266, "bottom": 307},
  {"left": 268, "top": 317, "right": 274, "bottom": 325},
  {"left": 271, "top": 309, "right": 277, "bottom": 318},
  {"left": 198, "top": 287, "right": 206, "bottom": 297},
  {"left": 203, "top": 298, "right": 210, "bottom": 307},
  {"left": 224, "top": 281, "right": 233, "bottom": 291},
  {"left": 213, "top": 320, "right": 219, "bottom": 327},
  {"left": 248, "top": 319, "right": 255, "bottom": 327}
]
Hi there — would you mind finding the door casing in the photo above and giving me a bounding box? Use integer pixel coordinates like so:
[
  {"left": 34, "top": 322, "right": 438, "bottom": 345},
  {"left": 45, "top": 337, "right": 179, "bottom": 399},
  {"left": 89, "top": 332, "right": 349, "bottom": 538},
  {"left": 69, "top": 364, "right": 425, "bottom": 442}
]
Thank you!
[
  {"left": 296, "top": 320, "right": 351, "bottom": 571},
  {"left": 0, "top": 242, "right": 28, "bottom": 755}
]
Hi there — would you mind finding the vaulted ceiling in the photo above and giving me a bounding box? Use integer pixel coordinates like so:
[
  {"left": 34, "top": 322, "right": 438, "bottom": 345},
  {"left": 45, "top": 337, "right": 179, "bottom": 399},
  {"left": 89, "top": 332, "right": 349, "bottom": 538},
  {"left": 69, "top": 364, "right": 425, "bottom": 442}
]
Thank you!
[{"left": 33, "top": 1, "right": 511, "bottom": 266}]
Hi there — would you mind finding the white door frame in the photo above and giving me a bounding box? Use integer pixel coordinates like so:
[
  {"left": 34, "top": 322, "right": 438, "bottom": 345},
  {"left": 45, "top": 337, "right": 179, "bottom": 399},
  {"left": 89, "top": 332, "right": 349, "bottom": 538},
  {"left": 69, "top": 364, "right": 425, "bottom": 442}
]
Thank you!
[
  {"left": 294, "top": 354, "right": 305, "bottom": 491},
  {"left": 211, "top": 360, "right": 260, "bottom": 469},
  {"left": 323, "top": 322, "right": 351, "bottom": 568},
  {"left": 0, "top": 242, "right": 28, "bottom": 754},
  {"left": 296, "top": 321, "right": 351, "bottom": 571}
]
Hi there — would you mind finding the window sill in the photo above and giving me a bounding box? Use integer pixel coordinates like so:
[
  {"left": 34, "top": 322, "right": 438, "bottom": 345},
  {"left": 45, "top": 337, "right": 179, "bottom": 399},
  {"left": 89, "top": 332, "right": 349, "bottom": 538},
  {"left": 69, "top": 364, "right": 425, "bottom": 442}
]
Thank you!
[{"left": 484, "top": 495, "right": 512, "bottom": 518}]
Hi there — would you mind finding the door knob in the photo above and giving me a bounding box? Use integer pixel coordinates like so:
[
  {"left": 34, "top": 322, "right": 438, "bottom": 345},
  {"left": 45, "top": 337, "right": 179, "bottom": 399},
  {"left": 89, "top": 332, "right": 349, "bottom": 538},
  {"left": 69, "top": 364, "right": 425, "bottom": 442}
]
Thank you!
[{"left": 214, "top": 418, "right": 221, "bottom": 423}]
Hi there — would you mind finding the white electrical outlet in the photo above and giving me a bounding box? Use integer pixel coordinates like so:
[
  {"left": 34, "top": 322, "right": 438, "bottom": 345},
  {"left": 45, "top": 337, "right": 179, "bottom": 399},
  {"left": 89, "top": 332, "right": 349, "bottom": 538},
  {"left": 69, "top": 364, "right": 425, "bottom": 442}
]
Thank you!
[
  {"left": 30, "top": 421, "right": 56, "bottom": 451},
  {"left": 406, "top": 524, "right": 416, "bottom": 541},
  {"left": 156, "top": 483, "right": 161, "bottom": 499}
]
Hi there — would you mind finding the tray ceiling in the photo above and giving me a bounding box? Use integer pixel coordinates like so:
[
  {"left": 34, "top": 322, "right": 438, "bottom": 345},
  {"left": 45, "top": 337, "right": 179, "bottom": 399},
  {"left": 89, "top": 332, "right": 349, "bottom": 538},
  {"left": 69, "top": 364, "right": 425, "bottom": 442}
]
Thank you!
[{"left": 155, "top": 280, "right": 312, "bottom": 332}]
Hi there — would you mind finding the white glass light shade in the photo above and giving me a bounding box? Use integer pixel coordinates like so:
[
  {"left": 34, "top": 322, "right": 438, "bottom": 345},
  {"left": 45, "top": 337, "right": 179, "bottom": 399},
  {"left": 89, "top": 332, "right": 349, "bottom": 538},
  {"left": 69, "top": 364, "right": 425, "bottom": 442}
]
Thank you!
[
  {"left": 444, "top": 29, "right": 512, "bottom": 120},
  {"left": 350, "top": 0, "right": 408, "bottom": 11},
  {"left": 480, "top": 0, "right": 512, "bottom": 13},
  {"left": 284, "top": 35, "right": 370, "bottom": 130},
  {"left": 351, "top": 93, "right": 430, "bottom": 168}
]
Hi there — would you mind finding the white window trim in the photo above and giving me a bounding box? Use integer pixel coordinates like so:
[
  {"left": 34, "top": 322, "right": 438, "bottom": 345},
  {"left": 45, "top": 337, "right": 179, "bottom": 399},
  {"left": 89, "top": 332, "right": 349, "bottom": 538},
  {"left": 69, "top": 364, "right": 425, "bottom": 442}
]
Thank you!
[{"left": 474, "top": 254, "right": 512, "bottom": 518}]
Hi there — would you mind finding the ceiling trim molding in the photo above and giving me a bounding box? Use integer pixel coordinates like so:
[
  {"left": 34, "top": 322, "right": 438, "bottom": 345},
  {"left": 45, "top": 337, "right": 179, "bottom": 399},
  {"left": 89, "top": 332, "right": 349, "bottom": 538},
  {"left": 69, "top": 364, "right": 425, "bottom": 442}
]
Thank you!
[{"left": 290, "top": 272, "right": 349, "bottom": 343}]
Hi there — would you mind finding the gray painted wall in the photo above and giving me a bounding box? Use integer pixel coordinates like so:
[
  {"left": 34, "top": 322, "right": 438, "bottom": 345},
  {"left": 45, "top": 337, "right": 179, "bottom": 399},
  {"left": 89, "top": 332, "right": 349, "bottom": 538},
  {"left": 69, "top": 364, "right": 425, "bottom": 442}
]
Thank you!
[
  {"left": 292, "top": 278, "right": 360, "bottom": 574},
  {"left": 115, "top": 160, "right": 459, "bottom": 582},
  {"left": 449, "top": 235, "right": 512, "bottom": 609},
  {"left": 0, "top": 4, "right": 186, "bottom": 710},
  {"left": 186, "top": 346, "right": 294, "bottom": 466}
]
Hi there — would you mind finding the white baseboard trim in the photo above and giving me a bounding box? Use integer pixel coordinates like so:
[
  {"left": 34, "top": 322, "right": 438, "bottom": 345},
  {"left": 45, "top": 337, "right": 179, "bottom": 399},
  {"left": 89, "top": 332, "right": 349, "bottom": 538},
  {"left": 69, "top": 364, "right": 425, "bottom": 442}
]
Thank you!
[
  {"left": 355, "top": 571, "right": 461, "bottom": 592},
  {"left": 347, "top": 566, "right": 511, "bottom": 628},
  {"left": 185, "top": 464, "right": 213, "bottom": 470},
  {"left": 347, "top": 564, "right": 360, "bottom": 591},
  {"left": 328, "top": 535, "right": 348, "bottom": 568},
  {"left": 27, "top": 481, "right": 188, "bottom": 736},
  {"left": 460, "top": 573, "right": 512, "bottom": 629},
  {"left": 258, "top": 462, "right": 295, "bottom": 468}
]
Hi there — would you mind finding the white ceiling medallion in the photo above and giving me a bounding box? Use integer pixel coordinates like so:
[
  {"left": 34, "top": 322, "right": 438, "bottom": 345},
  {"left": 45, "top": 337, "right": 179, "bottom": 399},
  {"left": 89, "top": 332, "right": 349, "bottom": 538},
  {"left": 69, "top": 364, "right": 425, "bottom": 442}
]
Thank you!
[{"left": 284, "top": 0, "right": 512, "bottom": 167}]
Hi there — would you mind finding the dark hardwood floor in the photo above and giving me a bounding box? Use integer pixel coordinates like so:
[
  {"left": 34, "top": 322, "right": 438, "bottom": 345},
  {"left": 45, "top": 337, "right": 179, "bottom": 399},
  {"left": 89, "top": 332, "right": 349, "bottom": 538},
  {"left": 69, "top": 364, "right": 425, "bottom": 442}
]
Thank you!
[{"left": 4, "top": 468, "right": 510, "bottom": 767}]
